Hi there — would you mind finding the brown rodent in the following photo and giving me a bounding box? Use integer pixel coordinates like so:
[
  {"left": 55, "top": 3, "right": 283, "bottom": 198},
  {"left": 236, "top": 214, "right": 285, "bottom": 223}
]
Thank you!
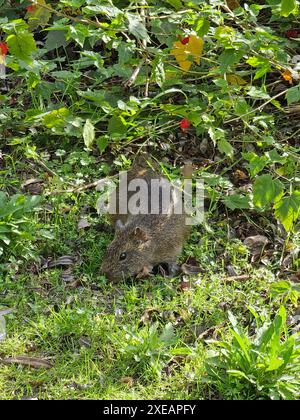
[{"left": 101, "top": 162, "right": 191, "bottom": 282}]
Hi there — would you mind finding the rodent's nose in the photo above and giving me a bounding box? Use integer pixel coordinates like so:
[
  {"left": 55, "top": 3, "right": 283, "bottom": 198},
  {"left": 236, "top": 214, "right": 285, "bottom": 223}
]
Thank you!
[{"left": 101, "top": 265, "right": 119, "bottom": 283}]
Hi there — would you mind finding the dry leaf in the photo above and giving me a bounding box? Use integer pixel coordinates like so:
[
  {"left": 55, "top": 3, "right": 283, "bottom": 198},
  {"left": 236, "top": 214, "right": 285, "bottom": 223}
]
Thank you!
[
  {"left": 171, "top": 35, "right": 204, "bottom": 72},
  {"left": 78, "top": 217, "right": 91, "bottom": 230},
  {"left": 121, "top": 377, "right": 134, "bottom": 387},
  {"left": 282, "top": 69, "right": 293, "bottom": 84},
  {"left": 226, "top": 0, "right": 240, "bottom": 10},
  {"left": 1, "top": 356, "right": 52, "bottom": 369},
  {"left": 244, "top": 235, "right": 268, "bottom": 255}
]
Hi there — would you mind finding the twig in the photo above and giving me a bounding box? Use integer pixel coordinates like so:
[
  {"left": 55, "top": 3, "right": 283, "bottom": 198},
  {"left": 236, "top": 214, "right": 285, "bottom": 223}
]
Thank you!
[
  {"left": 224, "top": 88, "right": 289, "bottom": 124},
  {"left": 222, "top": 274, "right": 251, "bottom": 282},
  {"left": 45, "top": 180, "right": 99, "bottom": 195}
]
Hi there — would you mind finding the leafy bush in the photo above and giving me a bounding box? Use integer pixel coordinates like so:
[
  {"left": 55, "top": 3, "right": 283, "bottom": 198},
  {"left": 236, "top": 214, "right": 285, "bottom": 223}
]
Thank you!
[
  {"left": 204, "top": 306, "right": 300, "bottom": 400},
  {"left": 0, "top": 0, "right": 300, "bottom": 230},
  {"left": 0, "top": 192, "right": 41, "bottom": 260}
]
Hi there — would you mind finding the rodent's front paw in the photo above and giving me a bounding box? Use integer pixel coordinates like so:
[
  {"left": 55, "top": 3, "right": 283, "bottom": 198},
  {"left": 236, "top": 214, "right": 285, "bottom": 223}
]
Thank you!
[{"left": 136, "top": 265, "right": 153, "bottom": 279}]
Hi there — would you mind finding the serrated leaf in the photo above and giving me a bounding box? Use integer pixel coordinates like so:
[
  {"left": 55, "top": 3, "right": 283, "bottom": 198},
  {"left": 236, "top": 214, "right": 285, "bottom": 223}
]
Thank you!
[
  {"left": 6, "top": 32, "right": 37, "bottom": 62},
  {"left": 83, "top": 119, "right": 95, "bottom": 150},
  {"left": 253, "top": 175, "right": 284, "bottom": 208},
  {"left": 274, "top": 191, "right": 300, "bottom": 231},
  {"left": 224, "top": 194, "right": 250, "bottom": 210}
]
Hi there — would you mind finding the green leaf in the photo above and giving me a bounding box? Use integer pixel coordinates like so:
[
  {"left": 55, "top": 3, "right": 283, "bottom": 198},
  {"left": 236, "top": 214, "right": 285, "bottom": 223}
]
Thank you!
[
  {"left": 196, "top": 17, "right": 210, "bottom": 36},
  {"left": 45, "top": 30, "right": 69, "bottom": 51},
  {"left": 42, "top": 108, "right": 70, "bottom": 128},
  {"left": 286, "top": 85, "right": 300, "bottom": 105},
  {"left": 165, "top": 0, "right": 183, "bottom": 10},
  {"left": 107, "top": 115, "right": 127, "bottom": 136},
  {"left": 127, "top": 13, "right": 150, "bottom": 42},
  {"left": 274, "top": 191, "right": 300, "bottom": 231},
  {"left": 243, "top": 152, "right": 269, "bottom": 177},
  {"left": 68, "top": 24, "right": 90, "bottom": 47},
  {"left": 224, "top": 194, "right": 250, "bottom": 210},
  {"left": 253, "top": 175, "right": 284, "bottom": 208},
  {"left": 97, "top": 136, "right": 109, "bottom": 153},
  {"left": 281, "top": 0, "right": 297, "bottom": 16},
  {"left": 218, "top": 139, "right": 234, "bottom": 158},
  {"left": 83, "top": 119, "right": 95, "bottom": 150},
  {"left": 152, "top": 58, "right": 165, "bottom": 88},
  {"left": 219, "top": 49, "right": 242, "bottom": 73},
  {"left": 6, "top": 32, "right": 37, "bottom": 62}
]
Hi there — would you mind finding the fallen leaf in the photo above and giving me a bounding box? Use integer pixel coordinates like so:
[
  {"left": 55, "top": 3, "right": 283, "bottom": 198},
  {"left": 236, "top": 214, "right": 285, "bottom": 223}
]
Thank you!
[
  {"left": 181, "top": 263, "right": 203, "bottom": 275},
  {"left": 226, "top": 0, "right": 240, "bottom": 9},
  {"left": 282, "top": 69, "right": 293, "bottom": 84},
  {"left": 77, "top": 217, "right": 91, "bottom": 230},
  {"left": 244, "top": 235, "right": 268, "bottom": 255},
  {"left": 1, "top": 356, "right": 52, "bottom": 369},
  {"left": 140, "top": 308, "right": 159, "bottom": 324},
  {"left": 121, "top": 377, "right": 134, "bottom": 387},
  {"left": 43, "top": 255, "right": 76, "bottom": 269}
]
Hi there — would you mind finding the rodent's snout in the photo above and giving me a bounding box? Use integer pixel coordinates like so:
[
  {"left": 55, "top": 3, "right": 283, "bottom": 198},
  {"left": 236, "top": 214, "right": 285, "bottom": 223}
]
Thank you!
[{"left": 101, "top": 263, "right": 122, "bottom": 283}]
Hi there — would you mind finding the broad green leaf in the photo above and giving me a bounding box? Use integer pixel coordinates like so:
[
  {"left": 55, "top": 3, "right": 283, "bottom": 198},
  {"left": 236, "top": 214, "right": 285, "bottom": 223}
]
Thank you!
[
  {"left": 253, "top": 175, "right": 284, "bottom": 208},
  {"left": 42, "top": 108, "right": 69, "bottom": 128},
  {"left": 274, "top": 191, "right": 300, "bottom": 231},
  {"left": 243, "top": 152, "right": 269, "bottom": 177},
  {"left": 218, "top": 139, "right": 234, "bottom": 158},
  {"left": 286, "top": 85, "right": 300, "bottom": 105},
  {"left": 165, "top": 0, "right": 183, "bottom": 10},
  {"left": 45, "top": 30, "right": 69, "bottom": 51},
  {"left": 224, "top": 194, "right": 250, "bottom": 210},
  {"left": 6, "top": 32, "right": 37, "bottom": 62},
  {"left": 107, "top": 115, "right": 127, "bottom": 136},
  {"left": 68, "top": 24, "right": 90, "bottom": 47},
  {"left": 281, "top": 0, "right": 297, "bottom": 16},
  {"left": 83, "top": 119, "right": 95, "bottom": 150},
  {"left": 196, "top": 17, "right": 210, "bottom": 36},
  {"left": 127, "top": 13, "right": 150, "bottom": 42},
  {"left": 97, "top": 136, "right": 109, "bottom": 153},
  {"left": 219, "top": 49, "right": 242, "bottom": 73}
]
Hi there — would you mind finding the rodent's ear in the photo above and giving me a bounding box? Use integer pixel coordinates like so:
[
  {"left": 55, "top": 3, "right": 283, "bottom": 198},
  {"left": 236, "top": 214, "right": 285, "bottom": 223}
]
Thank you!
[
  {"left": 133, "top": 226, "right": 149, "bottom": 243},
  {"left": 115, "top": 219, "right": 125, "bottom": 231}
]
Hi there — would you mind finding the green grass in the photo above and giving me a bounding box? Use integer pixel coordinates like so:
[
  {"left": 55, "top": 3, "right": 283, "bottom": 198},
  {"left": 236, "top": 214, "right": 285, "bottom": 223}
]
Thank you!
[{"left": 1, "top": 185, "right": 298, "bottom": 400}]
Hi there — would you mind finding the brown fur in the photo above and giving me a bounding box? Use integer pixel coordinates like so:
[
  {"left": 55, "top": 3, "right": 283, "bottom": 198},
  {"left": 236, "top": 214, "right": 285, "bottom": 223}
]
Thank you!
[{"left": 101, "top": 163, "right": 190, "bottom": 282}]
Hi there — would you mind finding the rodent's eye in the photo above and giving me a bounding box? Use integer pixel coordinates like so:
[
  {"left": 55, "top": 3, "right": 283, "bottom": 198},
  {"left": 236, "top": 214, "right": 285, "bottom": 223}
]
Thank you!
[{"left": 119, "top": 252, "right": 127, "bottom": 261}]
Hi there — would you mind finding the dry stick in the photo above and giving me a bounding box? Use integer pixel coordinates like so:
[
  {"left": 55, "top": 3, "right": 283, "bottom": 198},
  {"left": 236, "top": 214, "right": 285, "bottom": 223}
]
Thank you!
[
  {"left": 46, "top": 174, "right": 119, "bottom": 196},
  {"left": 224, "top": 88, "right": 289, "bottom": 124}
]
